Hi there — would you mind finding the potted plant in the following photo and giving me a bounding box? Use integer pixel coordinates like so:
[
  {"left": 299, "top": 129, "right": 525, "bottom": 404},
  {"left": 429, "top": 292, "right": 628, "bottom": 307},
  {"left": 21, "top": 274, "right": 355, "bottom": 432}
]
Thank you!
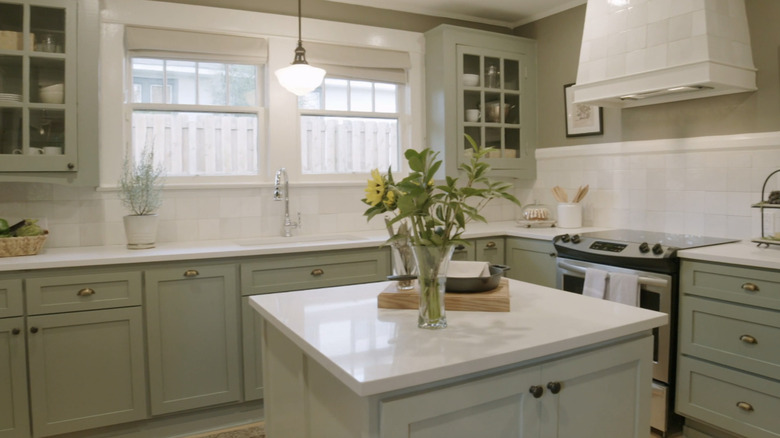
[{"left": 118, "top": 146, "right": 164, "bottom": 249}]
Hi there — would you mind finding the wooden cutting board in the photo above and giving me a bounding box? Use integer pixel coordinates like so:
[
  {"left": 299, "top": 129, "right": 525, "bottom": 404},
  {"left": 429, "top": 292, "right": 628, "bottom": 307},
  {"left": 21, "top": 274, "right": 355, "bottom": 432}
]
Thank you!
[{"left": 377, "top": 278, "right": 510, "bottom": 312}]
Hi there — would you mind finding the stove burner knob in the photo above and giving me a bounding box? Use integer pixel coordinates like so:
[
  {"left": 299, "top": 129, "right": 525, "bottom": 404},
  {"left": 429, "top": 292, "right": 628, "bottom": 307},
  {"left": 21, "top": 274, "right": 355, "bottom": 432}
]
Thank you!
[
  {"left": 639, "top": 242, "right": 650, "bottom": 253},
  {"left": 560, "top": 234, "right": 570, "bottom": 243},
  {"left": 652, "top": 243, "right": 664, "bottom": 255},
  {"left": 571, "top": 234, "right": 581, "bottom": 244}
]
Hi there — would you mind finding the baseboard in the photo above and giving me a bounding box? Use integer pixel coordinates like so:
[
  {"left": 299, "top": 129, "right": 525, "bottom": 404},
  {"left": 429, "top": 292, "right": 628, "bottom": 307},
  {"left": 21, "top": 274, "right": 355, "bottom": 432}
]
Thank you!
[{"left": 51, "top": 400, "right": 263, "bottom": 438}]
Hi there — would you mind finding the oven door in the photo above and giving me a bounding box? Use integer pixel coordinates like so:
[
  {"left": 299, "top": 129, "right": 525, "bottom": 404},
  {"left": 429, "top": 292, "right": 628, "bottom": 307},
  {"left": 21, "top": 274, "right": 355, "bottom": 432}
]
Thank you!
[{"left": 556, "top": 258, "right": 672, "bottom": 384}]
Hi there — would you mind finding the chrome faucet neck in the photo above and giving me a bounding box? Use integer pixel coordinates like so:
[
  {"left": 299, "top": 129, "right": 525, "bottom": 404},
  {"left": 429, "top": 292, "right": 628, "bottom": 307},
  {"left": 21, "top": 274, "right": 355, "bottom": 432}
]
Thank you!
[{"left": 273, "top": 167, "right": 300, "bottom": 237}]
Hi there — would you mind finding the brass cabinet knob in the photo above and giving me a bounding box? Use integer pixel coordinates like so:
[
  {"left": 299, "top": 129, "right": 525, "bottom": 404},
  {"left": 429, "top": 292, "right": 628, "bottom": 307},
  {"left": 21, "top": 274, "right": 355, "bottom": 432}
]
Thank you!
[
  {"left": 529, "top": 385, "right": 544, "bottom": 399},
  {"left": 455, "top": 244, "right": 466, "bottom": 251},
  {"left": 77, "top": 288, "right": 95, "bottom": 297},
  {"left": 183, "top": 270, "right": 199, "bottom": 278},
  {"left": 546, "top": 381, "right": 562, "bottom": 394},
  {"left": 30, "top": 327, "right": 39, "bottom": 334},
  {"left": 311, "top": 268, "right": 324, "bottom": 276},
  {"left": 739, "top": 335, "right": 758, "bottom": 345},
  {"left": 11, "top": 328, "right": 20, "bottom": 335},
  {"left": 485, "top": 241, "right": 496, "bottom": 248},
  {"left": 741, "top": 282, "right": 759, "bottom": 292},
  {"left": 736, "top": 401, "right": 754, "bottom": 412}
]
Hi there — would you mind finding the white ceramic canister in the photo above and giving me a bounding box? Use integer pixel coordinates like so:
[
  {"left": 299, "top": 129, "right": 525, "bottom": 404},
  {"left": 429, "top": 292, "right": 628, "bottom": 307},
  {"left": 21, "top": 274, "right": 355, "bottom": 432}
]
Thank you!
[{"left": 557, "top": 203, "right": 582, "bottom": 228}]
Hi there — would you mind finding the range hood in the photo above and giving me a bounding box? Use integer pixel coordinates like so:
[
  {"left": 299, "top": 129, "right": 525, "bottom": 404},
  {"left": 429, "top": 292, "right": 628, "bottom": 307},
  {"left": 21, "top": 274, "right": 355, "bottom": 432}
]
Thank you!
[{"left": 571, "top": 0, "right": 756, "bottom": 108}]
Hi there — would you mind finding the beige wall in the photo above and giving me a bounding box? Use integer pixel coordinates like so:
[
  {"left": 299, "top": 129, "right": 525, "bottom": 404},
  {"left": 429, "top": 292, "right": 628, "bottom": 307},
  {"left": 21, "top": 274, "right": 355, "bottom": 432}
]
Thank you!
[{"left": 516, "top": 0, "right": 780, "bottom": 148}]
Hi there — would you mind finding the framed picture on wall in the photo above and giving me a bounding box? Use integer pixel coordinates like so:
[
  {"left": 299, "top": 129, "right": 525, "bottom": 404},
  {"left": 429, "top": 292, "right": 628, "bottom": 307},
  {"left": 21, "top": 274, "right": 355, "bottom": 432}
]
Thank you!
[{"left": 564, "top": 83, "right": 603, "bottom": 137}]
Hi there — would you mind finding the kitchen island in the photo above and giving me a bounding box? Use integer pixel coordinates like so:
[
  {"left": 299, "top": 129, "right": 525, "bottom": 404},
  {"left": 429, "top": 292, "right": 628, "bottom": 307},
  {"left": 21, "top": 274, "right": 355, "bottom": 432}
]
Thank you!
[{"left": 249, "top": 278, "right": 667, "bottom": 438}]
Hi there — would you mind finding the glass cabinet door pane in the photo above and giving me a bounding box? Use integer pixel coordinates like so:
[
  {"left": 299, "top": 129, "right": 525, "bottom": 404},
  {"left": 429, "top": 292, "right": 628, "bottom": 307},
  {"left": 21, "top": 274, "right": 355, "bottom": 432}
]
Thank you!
[
  {"left": 0, "top": 3, "right": 24, "bottom": 50},
  {"left": 30, "top": 109, "right": 64, "bottom": 153},
  {"left": 505, "top": 128, "right": 520, "bottom": 159},
  {"left": 31, "top": 57, "right": 65, "bottom": 103},
  {"left": 503, "top": 59, "right": 519, "bottom": 91},
  {"left": 0, "top": 55, "right": 23, "bottom": 96},
  {"left": 0, "top": 107, "right": 22, "bottom": 154},
  {"left": 484, "top": 57, "right": 500, "bottom": 89},
  {"left": 31, "top": 6, "right": 66, "bottom": 54}
]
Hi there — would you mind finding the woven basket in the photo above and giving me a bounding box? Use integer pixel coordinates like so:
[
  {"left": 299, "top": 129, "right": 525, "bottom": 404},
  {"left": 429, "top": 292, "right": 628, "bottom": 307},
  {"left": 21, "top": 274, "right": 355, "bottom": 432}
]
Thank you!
[{"left": 0, "top": 232, "right": 48, "bottom": 257}]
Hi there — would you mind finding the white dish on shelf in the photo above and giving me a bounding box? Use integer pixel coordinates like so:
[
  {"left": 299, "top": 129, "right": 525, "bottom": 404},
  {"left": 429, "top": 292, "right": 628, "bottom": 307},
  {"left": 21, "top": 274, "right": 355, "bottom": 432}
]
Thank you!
[
  {"left": 39, "top": 89, "right": 63, "bottom": 104},
  {"left": 0, "top": 93, "right": 21, "bottom": 102}
]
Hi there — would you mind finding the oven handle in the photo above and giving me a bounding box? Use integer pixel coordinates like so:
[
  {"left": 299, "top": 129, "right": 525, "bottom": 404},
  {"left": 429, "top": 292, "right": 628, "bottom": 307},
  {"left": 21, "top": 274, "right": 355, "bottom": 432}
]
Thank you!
[{"left": 557, "top": 260, "right": 669, "bottom": 288}]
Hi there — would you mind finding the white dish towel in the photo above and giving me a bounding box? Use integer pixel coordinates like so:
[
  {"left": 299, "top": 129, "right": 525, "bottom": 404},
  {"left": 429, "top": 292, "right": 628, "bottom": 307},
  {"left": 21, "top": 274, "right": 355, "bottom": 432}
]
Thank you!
[
  {"left": 607, "top": 272, "right": 640, "bottom": 306},
  {"left": 583, "top": 268, "right": 608, "bottom": 299}
]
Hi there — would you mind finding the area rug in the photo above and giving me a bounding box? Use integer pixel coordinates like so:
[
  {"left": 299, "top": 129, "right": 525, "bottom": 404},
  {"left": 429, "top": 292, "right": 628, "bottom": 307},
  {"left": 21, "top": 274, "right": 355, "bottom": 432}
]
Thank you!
[{"left": 187, "top": 422, "right": 264, "bottom": 438}]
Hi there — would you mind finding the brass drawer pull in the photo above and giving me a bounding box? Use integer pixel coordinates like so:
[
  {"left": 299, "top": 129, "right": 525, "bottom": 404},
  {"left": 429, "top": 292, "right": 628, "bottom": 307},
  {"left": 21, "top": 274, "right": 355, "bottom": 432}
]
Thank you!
[
  {"left": 183, "top": 270, "right": 199, "bottom": 278},
  {"left": 739, "top": 335, "right": 758, "bottom": 345},
  {"left": 736, "top": 401, "right": 754, "bottom": 412},
  {"left": 485, "top": 241, "right": 496, "bottom": 248},
  {"left": 311, "top": 268, "right": 324, "bottom": 276},
  {"left": 77, "top": 288, "right": 95, "bottom": 297},
  {"left": 741, "top": 282, "right": 759, "bottom": 292}
]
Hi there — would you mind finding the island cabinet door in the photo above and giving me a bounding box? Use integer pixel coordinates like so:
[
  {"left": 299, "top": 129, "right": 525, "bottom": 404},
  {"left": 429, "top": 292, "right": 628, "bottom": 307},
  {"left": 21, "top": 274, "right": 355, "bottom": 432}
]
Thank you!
[
  {"left": 241, "top": 297, "right": 263, "bottom": 401},
  {"left": 145, "top": 264, "right": 241, "bottom": 415},
  {"left": 538, "top": 335, "right": 653, "bottom": 438},
  {"left": 380, "top": 366, "right": 542, "bottom": 438},
  {"left": 0, "top": 317, "right": 29, "bottom": 438}
]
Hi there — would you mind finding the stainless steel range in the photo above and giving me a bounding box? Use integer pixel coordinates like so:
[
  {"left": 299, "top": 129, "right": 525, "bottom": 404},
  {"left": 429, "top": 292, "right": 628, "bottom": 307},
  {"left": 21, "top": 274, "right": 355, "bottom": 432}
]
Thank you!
[{"left": 553, "top": 229, "right": 738, "bottom": 437}]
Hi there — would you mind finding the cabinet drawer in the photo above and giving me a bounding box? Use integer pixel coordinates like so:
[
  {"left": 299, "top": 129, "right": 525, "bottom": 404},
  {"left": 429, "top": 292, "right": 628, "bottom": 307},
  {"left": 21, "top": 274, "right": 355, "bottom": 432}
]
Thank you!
[
  {"left": 680, "top": 295, "right": 780, "bottom": 379},
  {"left": 677, "top": 356, "right": 780, "bottom": 438},
  {"left": 26, "top": 271, "right": 142, "bottom": 314},
  {"left": 241, "top": 247, "right": 390, "bottom": 295},
  {"left": 681, "top": 261, "right": 780, "bottom": 310},
  {"left": 0, "top": 279, "right": 23, "bottom": 318}
]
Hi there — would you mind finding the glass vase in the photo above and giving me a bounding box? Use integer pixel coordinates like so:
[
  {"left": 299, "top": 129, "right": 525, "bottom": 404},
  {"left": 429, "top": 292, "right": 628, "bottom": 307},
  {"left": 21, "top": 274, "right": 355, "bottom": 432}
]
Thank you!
[
  {"left": 391, "top": 242, "right": 417, "bottom": 290},
  {"left": 412, "top": 245, "right": 455, "bottom": 329}
]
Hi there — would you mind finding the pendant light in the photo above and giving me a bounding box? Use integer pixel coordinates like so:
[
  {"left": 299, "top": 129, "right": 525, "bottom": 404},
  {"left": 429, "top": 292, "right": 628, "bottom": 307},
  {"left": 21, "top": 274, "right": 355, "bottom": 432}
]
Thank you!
[{"left": 274, "top": 0, "right": 326, "bottom": 96}]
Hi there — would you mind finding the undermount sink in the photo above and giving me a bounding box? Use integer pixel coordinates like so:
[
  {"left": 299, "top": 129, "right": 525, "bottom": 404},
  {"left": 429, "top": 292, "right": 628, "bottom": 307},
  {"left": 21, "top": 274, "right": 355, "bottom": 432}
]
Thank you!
[{"left": 235, "top": 234, "right": 369, "bottom": 247}]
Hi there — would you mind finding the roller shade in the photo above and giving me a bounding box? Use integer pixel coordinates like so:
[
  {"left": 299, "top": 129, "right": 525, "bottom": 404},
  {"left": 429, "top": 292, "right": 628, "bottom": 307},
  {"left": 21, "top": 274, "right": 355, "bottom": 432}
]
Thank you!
[
  {"left": 125, "top": 26, "right": 267, "bottom": 64},
  {"left": 304, "top": 42, "right": 410, "bottom": 83}
]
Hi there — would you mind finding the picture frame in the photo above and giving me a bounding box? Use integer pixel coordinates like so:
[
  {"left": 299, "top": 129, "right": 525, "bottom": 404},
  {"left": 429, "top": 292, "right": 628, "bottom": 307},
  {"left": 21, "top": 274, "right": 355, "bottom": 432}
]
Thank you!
[{"left": 564, "top": 83, "right": 603, "bottom": 137}]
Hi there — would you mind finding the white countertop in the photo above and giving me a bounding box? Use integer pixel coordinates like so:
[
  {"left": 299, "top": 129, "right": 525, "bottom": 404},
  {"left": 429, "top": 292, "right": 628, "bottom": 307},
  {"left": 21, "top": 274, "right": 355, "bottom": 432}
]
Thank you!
[
  {"left": 249, "top": 278, "right": 667, "bottom": 397},
  {"left": 678, "top": 241, "right": 780, "bottom": 270},
  {"left": 0, "top": 221, "right": 601, "bottom": 272}
]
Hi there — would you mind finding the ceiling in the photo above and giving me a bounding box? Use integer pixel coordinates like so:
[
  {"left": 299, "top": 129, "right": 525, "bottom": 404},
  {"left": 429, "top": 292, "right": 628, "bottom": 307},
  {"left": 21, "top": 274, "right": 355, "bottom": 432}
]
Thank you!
[{"left": 325, "top": 0, "right": 586, "bottom": 28}]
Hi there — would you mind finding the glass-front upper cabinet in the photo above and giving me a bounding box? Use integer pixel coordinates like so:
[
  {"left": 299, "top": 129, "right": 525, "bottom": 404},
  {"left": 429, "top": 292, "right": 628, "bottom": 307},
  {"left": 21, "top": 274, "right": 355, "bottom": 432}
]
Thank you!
[
  {"left": 425, "top": 25, "right": 537, "bottom": 179},
  {"left": 0, "top": 0, "right": 78, "bottom": 172}
]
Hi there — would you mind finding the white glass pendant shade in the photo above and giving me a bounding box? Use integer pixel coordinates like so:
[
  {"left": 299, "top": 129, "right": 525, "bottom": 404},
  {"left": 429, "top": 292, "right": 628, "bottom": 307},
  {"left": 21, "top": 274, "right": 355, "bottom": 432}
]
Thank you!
[{"left": 275, "top": 63, "right": 326, "bottom": 96}]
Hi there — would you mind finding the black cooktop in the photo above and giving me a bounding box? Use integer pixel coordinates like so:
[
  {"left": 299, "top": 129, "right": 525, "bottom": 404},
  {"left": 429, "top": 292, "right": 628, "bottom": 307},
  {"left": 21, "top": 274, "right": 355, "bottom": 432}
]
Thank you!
[
  {"left": 579, "top": 229, "right": 738, "bottom": 249},
  {"left": 553, "top": 229, "right": 738, "bottom": 273}
]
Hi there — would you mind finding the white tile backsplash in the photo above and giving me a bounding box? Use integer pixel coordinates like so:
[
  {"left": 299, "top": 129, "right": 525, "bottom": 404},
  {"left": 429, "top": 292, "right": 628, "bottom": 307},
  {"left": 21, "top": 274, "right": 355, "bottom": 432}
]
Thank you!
[{"left": 533, "top": 132, "right": 780, "bottom": 240}]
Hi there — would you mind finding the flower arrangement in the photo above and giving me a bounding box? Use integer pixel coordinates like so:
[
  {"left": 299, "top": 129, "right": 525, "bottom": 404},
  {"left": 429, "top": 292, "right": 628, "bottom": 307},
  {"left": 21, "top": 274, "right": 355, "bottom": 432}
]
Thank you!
[{"left": 363, "top": 135, "right": 521, "bottom": 328}]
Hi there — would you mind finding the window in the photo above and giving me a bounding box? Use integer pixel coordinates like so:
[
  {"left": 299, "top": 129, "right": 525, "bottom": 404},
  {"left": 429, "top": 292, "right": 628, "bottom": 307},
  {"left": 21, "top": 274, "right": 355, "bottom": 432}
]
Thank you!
[
  {"left": 299, "top": 78, "right": 400, "bottom": 174},
  {"left": 125, "top": 27, "right": 267, "bottom": 179}
]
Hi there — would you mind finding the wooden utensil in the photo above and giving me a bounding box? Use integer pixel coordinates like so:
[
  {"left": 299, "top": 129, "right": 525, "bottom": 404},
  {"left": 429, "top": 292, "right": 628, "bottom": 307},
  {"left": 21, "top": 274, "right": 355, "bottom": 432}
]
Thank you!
[
  {"left": 552, "top": 186, "right": 568, "bottom": 203},
  {"left": 573, "top": 185, "right": 589, "bottom": 203}
]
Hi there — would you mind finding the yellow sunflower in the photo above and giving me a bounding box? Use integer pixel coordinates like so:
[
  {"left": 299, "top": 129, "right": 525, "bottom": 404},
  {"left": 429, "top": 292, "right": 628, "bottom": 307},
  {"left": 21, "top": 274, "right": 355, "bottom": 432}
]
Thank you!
[{"left": 364, "top": 169, "right": 385, "bottom": 206}]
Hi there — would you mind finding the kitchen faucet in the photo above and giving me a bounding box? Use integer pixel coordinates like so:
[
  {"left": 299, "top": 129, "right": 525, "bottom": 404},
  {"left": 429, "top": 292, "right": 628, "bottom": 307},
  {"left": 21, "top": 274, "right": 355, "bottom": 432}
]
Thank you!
[{"left": 273, "top": 168, "right": 301, "bottom": 237}]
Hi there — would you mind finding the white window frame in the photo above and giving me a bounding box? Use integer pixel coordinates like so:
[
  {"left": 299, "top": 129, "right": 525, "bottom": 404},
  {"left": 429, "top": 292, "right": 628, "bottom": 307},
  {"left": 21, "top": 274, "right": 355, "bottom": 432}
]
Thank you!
[
  {"left": 98, "top": 0, "right": 424, "bottom": 189},
  {"left": 126, "top": 57, "right": 265, "bottom": 183}
]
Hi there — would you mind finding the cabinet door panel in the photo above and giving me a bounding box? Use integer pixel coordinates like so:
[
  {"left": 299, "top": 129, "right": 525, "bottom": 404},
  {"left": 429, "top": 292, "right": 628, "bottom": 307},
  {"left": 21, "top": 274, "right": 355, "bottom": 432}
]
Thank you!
[
  {"left": 540, "top": 335, "right": 652, "bottom": 438},
  {"left": 145, "top": 264, "right": 241, "bottom": 415},
  {"left": 505, "top": 238, "right": 557, "bottom": 288},
  {"left": 475, "top": 237, "right": 504, "bottom": 265},
  {"left": 0, "top": 279, "right": 23, "bottom": 318},
  {"left": 380, "top": 365, "right": 540, "bottom": 438},
  {"left": 0, "top": 317, "right": 29, "bottom": 438},
  {"left": 27, "top": 307, "right": 147, "bottom": 437}
]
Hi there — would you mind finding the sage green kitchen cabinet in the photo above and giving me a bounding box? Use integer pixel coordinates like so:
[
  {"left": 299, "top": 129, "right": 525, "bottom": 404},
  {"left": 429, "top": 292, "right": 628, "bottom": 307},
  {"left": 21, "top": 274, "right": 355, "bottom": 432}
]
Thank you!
[
  {"left": 26, "top": 307, "right": 147, "bottom": 437},
  {"left": 425, "top": 24, "right": 537, "bottom": 179},
  {"left": 677, "top": 261, "right": 780, "bottom": 438},
  {"left": 505, "top": 237, "right": 557, "bottom": 288},
  {"left": 145, "top": 263, "right": 242, "bottom": 415},
  {"left": 0, "top": 278, "right": 28, "bottom": 438},
  {"left": 0, "top": 0, "right": 99, "bottom": 185},
  {"left": 241, "top": 297, "right": 263, "bottom": 401},
  {"left": 452, "top": 237, "right": 505, "bottom": 264},
  {"left": 240, "top": 247, "right": 391, "bottom": 401}
]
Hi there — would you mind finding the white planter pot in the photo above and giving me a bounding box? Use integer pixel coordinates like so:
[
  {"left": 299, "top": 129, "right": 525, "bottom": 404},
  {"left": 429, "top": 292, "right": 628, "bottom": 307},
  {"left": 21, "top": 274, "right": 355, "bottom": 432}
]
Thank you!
[{"left": 123, "top": 214, "right": 159, "bottom": 249}]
